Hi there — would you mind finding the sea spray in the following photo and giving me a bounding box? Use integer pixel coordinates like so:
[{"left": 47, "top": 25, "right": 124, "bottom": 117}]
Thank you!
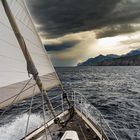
[{"left": 0, "top": 113, "right": 44, "bottom": 140}]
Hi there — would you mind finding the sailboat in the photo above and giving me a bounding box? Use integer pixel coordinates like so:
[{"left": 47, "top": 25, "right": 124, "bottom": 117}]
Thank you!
[{"left": 0, "top": 0, "right": 118, "bottom": 140}]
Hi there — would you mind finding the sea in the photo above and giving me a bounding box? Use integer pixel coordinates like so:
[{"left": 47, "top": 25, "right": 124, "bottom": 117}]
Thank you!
[{"left": 0, "top": 66, "right": 140, "bottom": 140}]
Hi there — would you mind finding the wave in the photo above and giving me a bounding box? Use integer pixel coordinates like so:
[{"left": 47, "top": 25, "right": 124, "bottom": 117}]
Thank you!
[{"left": 0, "top": 114, "right": 43, "bottom": 140}]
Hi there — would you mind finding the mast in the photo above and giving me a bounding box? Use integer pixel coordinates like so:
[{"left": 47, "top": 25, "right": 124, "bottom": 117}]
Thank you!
[{"left": 1, "top": 0, "right": 55, "bottom": 117}]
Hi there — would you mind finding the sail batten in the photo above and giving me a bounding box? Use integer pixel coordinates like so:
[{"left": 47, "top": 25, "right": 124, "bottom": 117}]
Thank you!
[{"left": 0, "top": 0, "right": 60, "bottom": 108}]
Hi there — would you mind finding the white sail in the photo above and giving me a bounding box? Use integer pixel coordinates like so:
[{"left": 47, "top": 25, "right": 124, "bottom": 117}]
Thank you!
[{"left": 0, "top": 0, "right": 60, "bottom": 108}]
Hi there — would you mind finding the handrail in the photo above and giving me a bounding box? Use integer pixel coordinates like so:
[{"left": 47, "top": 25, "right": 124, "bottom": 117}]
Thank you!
[
  {"left": 45, "top": 90, "right": 118, "bottom": 140},
  {"left": 70, "top": 91, "right": 118, "bottom": 140},
  {"left": 22, "top": 91, "right": 118, "bottom": 140}
]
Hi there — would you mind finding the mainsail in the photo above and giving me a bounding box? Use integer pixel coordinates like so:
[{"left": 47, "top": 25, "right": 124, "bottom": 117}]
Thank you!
[{"left": 0, "top": 0, "right": 60, "bottom": 108}]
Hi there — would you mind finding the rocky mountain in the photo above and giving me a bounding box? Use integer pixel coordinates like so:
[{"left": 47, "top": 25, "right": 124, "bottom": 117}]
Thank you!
[
  {"left": 98, "top": 54, "right": 140, "bottom": 66},
  {"left": 125, "top": 49, "right": 140, "bottom": 57},
  {"left": 78, "top": 54, "right": 119, "bottom": 66},
  {"left": 78, "top": 49, "right": 140, "bottom": 66}
]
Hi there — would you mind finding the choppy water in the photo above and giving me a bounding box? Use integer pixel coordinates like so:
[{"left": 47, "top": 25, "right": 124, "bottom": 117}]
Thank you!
[{"left": 0, "top": 66, "right": 140, "bottom": 140}]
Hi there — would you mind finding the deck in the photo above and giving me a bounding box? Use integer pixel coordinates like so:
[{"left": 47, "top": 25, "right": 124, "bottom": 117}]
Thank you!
[
  {"left": 24, "top": 109, "right": 107, "bottom": 140},
  {"left": 59, "top": 111, "right": 100, "bottom": 140}
]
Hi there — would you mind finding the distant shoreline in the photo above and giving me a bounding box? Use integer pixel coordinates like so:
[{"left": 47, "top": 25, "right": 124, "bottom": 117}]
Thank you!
[{"left": 78, "top": 53, "right": 140, "bottom": 66}]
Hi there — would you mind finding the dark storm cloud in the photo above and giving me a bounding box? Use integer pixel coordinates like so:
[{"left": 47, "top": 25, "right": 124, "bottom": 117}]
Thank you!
[
  {"left": 27, "top": 0, "right": 140, "bottom": 38},
  {"left": 96, "top": 24, "right": 140, "bottom": 38},
  {"left": 27, "top": 0, "right": 122, "bottom": 38},
  {"left": 45, "top": 41, "right": 78, "bottom": 51}
]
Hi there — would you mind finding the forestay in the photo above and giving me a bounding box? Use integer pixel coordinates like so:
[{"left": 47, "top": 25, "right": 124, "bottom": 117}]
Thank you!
[{"left": 0, "top": 0, "right": 60, "bottom": 108}]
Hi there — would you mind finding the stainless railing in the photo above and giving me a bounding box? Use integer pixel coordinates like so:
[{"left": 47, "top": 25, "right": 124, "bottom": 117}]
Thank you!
[
  {"left": 68, "top": 91, "right": 118, "bottom": 140},
  {"left": 22, "top": 90, "right": 119, "bottom": 140},
  {"left": 44, "top": 91, "right": 118, "bottom": 140}
]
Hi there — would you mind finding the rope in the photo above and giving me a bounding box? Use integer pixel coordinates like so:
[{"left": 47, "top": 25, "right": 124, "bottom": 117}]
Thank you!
[
  {"left": 0, "top": 77, "right": 33, "bottom": 118},
  {"left": 41, "top": 91, "right": 53, "bottom": 140},
  {"left": 62, "top": 106, "right": 74, "bottom": 127},
  {"left": 43, "top": 91, "right": 56, "bottom": 118},
  {"left": 55, "top": 85, "right": 75, "bottom": 128},
  {"left": 24, "top": 84, "right": 36, "bottom": 139}
]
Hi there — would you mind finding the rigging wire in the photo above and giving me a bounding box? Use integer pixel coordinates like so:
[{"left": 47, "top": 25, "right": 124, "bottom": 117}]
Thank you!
[
  {"left": 24, "top": 84, "right": 36, "bottom": 139},
  {"left": 1, "top": 0, "right": 72, "bottom": 135},
  {"left": 41, "top": 91, "right": 53, "bottom": 140},
  {"left": 60, "top": 82, "right": 77, "bottom": 128},
  {"left": 0, "top": 83, "right": 36, "bottom": 107},
  {"left": 0, "top": 76, "right": 33, "bottom": 118}
]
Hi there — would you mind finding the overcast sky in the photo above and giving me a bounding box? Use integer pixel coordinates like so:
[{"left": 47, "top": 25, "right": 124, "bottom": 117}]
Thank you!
[{"left": 27, "top": 0, "right": 140, "bottom": 66}]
